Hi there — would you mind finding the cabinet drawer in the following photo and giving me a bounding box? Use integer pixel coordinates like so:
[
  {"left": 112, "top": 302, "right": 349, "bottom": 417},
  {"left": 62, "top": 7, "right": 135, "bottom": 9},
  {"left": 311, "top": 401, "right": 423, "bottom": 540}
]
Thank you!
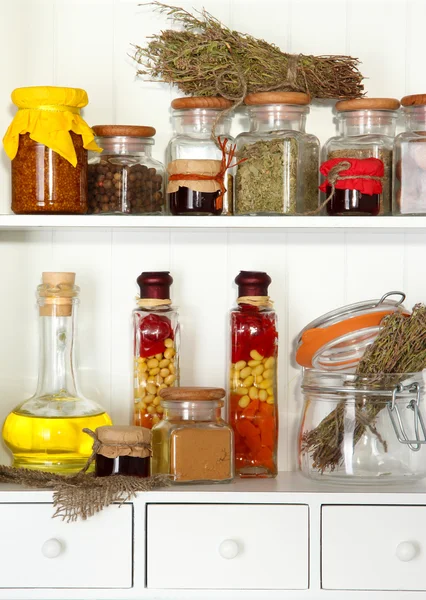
[
  {"left": 147, "top": 503, "right": 309, "bottom": 590},
  {"left": 0, "top": 503, "right": 133, "bottom": 588},
  {"left": 322, "top": 505, "right": 426, "bottom": 591}
]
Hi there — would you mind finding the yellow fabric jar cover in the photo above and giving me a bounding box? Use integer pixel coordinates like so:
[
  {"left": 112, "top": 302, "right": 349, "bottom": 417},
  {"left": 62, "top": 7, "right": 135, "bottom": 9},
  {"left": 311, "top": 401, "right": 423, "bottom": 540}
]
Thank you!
[{"left": 3, "top": 86, "right": 102, "bottom": 167}]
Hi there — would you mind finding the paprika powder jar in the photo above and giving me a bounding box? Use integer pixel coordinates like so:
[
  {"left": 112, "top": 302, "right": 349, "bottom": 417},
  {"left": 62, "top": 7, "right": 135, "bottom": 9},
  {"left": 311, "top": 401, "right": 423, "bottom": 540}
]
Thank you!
[
  {"left": 133, "top": 271, "right": 180, "bottom": 430},
  {"left": 322, "top": 98, "right": 399, "bottom": 215},
  {"left": 3, "top": 86, "right": 101, "bottom": 214},
  {"left": 166, "top": 96, "right": 235, "bottom": 216},
  {"left": 228, "top": 271, "right": 278, "bottom": 478}
]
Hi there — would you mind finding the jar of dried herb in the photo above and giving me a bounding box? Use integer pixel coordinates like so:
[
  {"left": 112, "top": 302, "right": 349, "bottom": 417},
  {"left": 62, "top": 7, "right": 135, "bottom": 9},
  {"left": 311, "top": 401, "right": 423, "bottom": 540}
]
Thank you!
[
  {"left": 151, "top": 387, "right": 234, "bottom": 484},
  {"left": 3, "top": 86, "right": 101, "bottom": 214},
  {"left": 393, "top": 94, "right": 426, "bottom": 215},
  {"left": 166, "top": 97, "right": 235, "bottom": 216},
  {"left": 88, "top": 125, "right": 165, "bottom": 214},
  {"left": 234, "top": 92, "right": 319, "bottom": 215},
  {"left": 322, "top": 98, "right": 400, "bottom": 216}
]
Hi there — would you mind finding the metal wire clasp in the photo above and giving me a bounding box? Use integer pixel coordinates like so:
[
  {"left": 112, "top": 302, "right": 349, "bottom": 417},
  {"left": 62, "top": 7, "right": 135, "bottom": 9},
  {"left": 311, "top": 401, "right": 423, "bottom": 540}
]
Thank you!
[{"left": 387, "top": 382, "right": 426, "bottom": 452}]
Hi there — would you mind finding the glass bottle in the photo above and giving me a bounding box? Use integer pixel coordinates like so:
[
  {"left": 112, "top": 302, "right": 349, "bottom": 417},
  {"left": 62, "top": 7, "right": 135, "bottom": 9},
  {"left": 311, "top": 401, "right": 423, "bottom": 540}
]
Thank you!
[
  {"left": 393, "top": 94, "right": 426, "bottom": 215},
  {"left": 2, "top": 273, "right": 111, "bottom": 473},
  {"left": 299, "top": 370, "right": 426, "bottom": 484},
  {"left": 323, "top": 98, "right": 400, "bottom": 215},
  {"left": 228, "top": 271, "right": 278, "bottom": 478},
  {"left": 166, "top": 96, "right": 234, "bottom": 215},
  {"left": 88, "top": 125, "right": 165, "bottom": 215},
  {"left": 151, "top": 387, "right": 234, "bottom": 484},
  {"left": 235, "top": 92, "right": 319, "bottom": 215},
  {"left": 133, "top": 271, "right": 180, "bottom": 429}
]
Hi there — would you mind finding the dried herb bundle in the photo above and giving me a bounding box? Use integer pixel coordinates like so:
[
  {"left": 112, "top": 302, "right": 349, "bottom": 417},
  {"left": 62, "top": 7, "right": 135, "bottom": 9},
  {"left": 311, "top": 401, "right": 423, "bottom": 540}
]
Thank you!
[
  {"left": 301, "top": 305, "right": 426, "bottom": 473},
  {"left": 132, "top": 3, "right": 364, "bottom": 101}
]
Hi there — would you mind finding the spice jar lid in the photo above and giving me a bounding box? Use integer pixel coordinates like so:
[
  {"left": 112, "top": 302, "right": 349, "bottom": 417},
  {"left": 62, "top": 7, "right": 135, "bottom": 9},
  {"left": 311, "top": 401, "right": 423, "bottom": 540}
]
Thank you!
[
  {"left": 296, "top": 292, "right": 409, "bottom": 370},
  {"left": 137, "top": 271, "right": 173, "bottom": 300},
  {"left": 335, "top": 98, "right": 400, "bottom": 111},
  {"left": 92, "top": 125, "right": 156, "bottom": 138},
  {"left": 159, "top": 387, "right": 225, "bottom": 401},
  {"left": 95, "top": 425, "right": 151, "bottom": 459},
  {"left": 171, "top": 96, "right": 233, "bottom": 110},
  {"left": 401, "top": 94, "right": 426, "bottom": 107},
  {"left": 235, "top": 271, "right": 272, "bottom": 297},
  {"left": 244, "top": 92, "right": 310, "bottom": 106}
]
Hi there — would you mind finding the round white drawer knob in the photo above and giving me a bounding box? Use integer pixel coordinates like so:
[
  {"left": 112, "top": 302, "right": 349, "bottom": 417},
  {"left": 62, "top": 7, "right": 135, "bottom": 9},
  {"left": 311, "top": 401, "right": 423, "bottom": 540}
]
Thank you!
[
  {"left": 396, "top": 541, "right": 417, "bottom": 562},
  {"left": 219, "top": 539, "right": 239, "bottom": 559},
  {"left": 41, "top": 538, "right": 62, "bottom": 559}
]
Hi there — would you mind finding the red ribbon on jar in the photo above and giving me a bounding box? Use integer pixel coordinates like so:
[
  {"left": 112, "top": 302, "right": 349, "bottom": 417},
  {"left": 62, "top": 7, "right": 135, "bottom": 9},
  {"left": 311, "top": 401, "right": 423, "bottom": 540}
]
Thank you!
[{"left": 319, "top": 157, "right": 384, "bottom": 198}]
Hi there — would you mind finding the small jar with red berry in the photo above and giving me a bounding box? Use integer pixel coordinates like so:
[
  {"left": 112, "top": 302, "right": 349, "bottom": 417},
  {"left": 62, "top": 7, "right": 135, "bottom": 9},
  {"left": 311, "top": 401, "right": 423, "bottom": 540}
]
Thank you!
[
  {"left": 228, "top": 271, "right": 278, "bottom": 478},
  {"left": 133, "top": 271, "right": 180, "bottom": 429}
]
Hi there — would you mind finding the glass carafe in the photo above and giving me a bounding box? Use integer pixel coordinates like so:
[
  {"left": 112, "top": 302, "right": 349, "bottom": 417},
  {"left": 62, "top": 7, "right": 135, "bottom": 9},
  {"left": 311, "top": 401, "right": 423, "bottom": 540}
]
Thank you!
[
  {"left": 133, "top": 271, "right": 180, "bottom": 429},
  {"left": 2, "top": 273, "right": 111, "bottom": 473},
  {"left": 228, "top": 271, "right": 278, "bottom": 478}
]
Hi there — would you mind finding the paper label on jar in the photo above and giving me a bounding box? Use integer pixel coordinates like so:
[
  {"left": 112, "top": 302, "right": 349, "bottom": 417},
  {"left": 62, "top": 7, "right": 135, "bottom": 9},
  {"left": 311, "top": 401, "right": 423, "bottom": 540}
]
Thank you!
[{"left": 167, "top": 159, "right": 222, "bottom": 193}]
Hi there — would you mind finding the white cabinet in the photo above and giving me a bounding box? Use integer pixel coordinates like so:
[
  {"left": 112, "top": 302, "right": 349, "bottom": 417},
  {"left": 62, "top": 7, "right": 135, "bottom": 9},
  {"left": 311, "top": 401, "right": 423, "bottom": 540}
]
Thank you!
[
  {"left": 322, "top": 505, "right": 426, "bottom": 591},
  {"left": 0, "top": 502, "right": 133, "bottom": 589},
  {"left": 146, "top": 503, "right": 309, "bottom": 590}
]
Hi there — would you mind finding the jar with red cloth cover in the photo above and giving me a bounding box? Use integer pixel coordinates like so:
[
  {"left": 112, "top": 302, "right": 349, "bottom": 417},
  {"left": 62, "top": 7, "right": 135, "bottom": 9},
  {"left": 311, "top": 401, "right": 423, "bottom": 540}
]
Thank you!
[
  {"left": 322, "top": 98, "right": 399, "bottom": 215},
  {"left": 166, "top": 96, "right": 235, "bottom": 216},
  {"left": 228, "top": 271, "right": 278, "bottom": 478},
  {"left": 133, "top": 272, "right": 180, "bottom": 429}
]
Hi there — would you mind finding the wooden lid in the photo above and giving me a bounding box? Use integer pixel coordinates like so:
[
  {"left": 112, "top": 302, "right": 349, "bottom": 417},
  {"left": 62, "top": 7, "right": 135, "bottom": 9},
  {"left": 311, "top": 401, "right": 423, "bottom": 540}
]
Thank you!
[
  {"left": 92, "top": 125, "right": 156, "bottom": 137},
  {"left": 244, "top": 92, "right": 310, "bottom": 106},
  {"left": 159, "top": 387, "right": 226, "bottom": 401},
  {"left": 42, "top": 272, "right": 75, "bottom": 287},
  {"left": 335, "top": 98, "right": 400, "bottom": 111},
  {"left": 171, "top": 97, "right": 233, "bottom": 110},
  {"left": 401, "top": 94, "right": 426, "bottom": 107}
]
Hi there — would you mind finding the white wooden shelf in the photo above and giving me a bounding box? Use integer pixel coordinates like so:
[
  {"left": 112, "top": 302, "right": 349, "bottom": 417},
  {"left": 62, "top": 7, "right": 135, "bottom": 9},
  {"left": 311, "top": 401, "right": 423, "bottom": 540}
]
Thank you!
[{"left": 1, "top": 214, "right": 426, "bottom": 230}]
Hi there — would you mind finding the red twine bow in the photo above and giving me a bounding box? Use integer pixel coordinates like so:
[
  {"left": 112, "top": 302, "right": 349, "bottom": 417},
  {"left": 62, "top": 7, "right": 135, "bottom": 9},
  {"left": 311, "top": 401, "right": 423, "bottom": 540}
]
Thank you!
[
  {"left": 168, "top": 137, "right": 245, "bottom": 210},
  {"left": 319, "top": 157, "right": 384, "bottom": 196}
]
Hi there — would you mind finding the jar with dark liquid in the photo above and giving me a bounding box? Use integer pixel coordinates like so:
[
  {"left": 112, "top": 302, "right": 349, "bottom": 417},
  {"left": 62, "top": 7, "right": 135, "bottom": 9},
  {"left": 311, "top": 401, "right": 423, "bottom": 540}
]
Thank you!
[
  {"left": 92, "top": 426, "right": 151, "bottom": 478},
  {"left": 166, "top": 97, "right": 235, "bottom": 216},
  {"left": 323, "top": 98, "right": 400, "bottom": 216}
]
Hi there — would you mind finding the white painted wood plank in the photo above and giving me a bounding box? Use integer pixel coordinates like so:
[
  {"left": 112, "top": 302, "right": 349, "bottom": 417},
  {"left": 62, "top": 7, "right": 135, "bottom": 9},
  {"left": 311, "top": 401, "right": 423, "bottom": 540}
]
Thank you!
[
  {"left": 110, "top": 229, "right": 171, "bottom": 425},
  {"left": 170, "top": 230, "right": 229, "bottom": 389},
  {"left": 402, "top": 233, "right": 426, "bottom": 308},
  {"left": 50, "top": 230, "right": 113, "bottom": 416},
  {"left": 406, "top": 0, "right": 426, "bottom": 95},
  {"left": 54, "top": 0, "right": 115, "bottom": 124}
]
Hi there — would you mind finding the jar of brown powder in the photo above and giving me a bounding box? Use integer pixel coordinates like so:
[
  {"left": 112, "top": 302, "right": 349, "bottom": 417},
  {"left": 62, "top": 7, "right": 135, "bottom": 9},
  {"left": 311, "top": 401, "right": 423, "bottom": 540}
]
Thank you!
[{"left": 151, "top": 387, "right": 234, "bottom": 484}]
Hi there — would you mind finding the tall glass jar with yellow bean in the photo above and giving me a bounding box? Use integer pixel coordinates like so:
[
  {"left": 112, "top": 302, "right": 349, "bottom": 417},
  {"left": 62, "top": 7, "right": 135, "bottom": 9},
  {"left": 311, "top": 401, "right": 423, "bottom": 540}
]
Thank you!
[
  {"left": 133, "top": 272, "right": 180, "bottom": 429},
  {"left": 228, "top": 271, "right": 278, "bottom": 478}
]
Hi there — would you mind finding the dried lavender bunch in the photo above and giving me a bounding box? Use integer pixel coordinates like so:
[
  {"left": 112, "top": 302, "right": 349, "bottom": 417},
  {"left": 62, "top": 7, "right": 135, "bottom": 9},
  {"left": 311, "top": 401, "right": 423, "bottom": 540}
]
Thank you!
[
  {"left": 301, "top": 305, "right": 426, "bottom": 473},
  {"left": 132, "top": 3, "right": 364, "bottom": 100}
]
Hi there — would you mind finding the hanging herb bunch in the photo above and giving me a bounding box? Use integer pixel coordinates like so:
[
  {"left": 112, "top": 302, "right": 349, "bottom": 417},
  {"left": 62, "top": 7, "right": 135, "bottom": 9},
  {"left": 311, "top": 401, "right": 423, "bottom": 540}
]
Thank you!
[
  {"left": 301, "top": 304, "right": 426, "bottom": 474},
  {"left": 131, "top": 3, "right": 364, "bottom": 102}
]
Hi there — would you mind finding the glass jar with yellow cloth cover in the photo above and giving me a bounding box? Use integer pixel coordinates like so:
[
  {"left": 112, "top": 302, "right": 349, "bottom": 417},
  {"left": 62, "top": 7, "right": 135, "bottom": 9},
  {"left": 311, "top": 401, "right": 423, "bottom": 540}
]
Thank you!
[{"left": 3, "top": 86, "right": 101, "bottom": 214}]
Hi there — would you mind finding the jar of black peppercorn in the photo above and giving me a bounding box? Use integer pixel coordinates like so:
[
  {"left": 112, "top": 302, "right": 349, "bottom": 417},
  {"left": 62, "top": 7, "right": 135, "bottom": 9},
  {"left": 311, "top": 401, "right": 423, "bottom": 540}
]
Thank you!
[
  {"left": 88, "top": 426, "right": 151, "bottom": 477},
  {"left": 166, "top": 97, "right": 235, "bottom": 216},
  {"left": 88, "top": 125, "right": 165, "bottom": 215}
]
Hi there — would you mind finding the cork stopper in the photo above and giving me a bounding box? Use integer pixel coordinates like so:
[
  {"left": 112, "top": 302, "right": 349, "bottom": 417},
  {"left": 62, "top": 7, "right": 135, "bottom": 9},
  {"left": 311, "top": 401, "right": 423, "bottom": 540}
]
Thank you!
[
  {"left": 38, "top": 272, "right": 78, "bottom": 317},
  {"left": 160, "top": 387, "right": 225, "bottom": 401},
  {"left": 95, "top": 426, "right": 151, "bottom": 459}
]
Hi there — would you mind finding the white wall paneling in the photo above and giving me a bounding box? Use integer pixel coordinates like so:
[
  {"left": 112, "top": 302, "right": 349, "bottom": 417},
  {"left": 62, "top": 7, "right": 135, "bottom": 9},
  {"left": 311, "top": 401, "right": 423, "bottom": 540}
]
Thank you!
[{"left": 0, "top": 0, "right": 425, "bottom": 471}]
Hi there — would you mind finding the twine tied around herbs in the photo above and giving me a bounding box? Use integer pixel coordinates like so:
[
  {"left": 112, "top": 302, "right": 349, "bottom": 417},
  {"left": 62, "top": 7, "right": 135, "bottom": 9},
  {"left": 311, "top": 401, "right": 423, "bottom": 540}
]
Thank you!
[
  {"left": 306, "top": 160, "right": 384, "bottom": 216},
  {"left": 237, "top": 296, "right": 274, "bottom": 308},
  {"left": 136, "top": 297, "right": 172, "bottom": 309},
  {"left": 81, "top": 428, "right": 152, "bottom": 474},
  {"left": 168, "top": 137, "right": 246, "bottom": 209}
]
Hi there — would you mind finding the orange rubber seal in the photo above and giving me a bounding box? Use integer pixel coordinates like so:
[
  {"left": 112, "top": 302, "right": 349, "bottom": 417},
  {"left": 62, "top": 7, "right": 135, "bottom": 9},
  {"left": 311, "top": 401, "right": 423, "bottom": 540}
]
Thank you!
[{"left": 296, "top": 310, "right": 403, "bottom": 368}]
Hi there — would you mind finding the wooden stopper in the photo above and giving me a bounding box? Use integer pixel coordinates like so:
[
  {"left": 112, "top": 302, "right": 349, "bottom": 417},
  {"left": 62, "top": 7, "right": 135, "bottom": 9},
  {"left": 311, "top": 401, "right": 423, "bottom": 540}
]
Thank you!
[
  {"left": 42, "top": 272, "right": 75, "bottom": 287},
  {"left": 335, "top": 98, "right": 400, "bottom": 111},
  {"left": 401, "top": 94, "right": 426, "bottom": 107},
  {"left": 244, "top": 92, "right": 311, "bottom": 106},
  {"left": 160, "top": 387, "right": 225, "bottom": 401},
  {"left": 39, "top": 272, "right": 76, "bottom": 317},
  {"left": 171, "top": 97, "right": 233, "bottom": 110},
  {"left": 92, "top": 125, "right": 156, "bottom": 138}
]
